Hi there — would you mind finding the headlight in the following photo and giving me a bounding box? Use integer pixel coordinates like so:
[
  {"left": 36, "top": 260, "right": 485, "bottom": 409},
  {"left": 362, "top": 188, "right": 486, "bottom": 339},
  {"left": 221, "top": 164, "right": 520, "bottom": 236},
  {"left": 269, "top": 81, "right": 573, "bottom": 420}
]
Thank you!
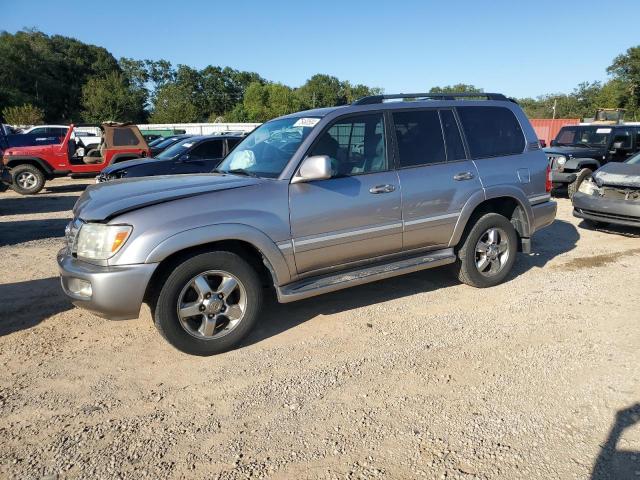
[
  {"left": 75, "top": 224, "right": 132, "bottom": 259},
  {"left": 556, "top": 156, "right": 566, "bottom": 166},
  {"left": 578, "top": 178, "right": 599, "bottom": 196}
]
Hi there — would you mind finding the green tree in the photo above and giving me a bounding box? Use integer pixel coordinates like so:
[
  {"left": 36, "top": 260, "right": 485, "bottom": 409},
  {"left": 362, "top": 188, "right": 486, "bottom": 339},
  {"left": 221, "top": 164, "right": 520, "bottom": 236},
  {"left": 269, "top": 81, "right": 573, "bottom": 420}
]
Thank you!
[
  {"left": 0, "top": 29, "right": 120, "bottom": 122},
  {"left": 150, "top": 82, "right": 199, "bottom": 123},
  {"left": 297, "top": 74, "right": 345, "bottom": 108},
  {"left": 429, "top": 84, "right": 484, "bottom": 94},
  {"left": 2, "top": 103, "right": 44, "bottom": 125},
  {"left": 81, "top": 71, "right": 146, "bottom": 123},
  {"left": 240, "top": 82, "right": 302, "bottom": 122},
  {"left": 607, "top": 46, "right": 640, "bottom": 118}
]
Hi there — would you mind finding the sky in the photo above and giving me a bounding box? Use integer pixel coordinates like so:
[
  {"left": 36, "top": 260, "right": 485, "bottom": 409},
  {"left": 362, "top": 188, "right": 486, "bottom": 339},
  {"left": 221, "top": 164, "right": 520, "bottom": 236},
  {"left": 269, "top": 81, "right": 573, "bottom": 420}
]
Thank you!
[{"left": 3, "top": 0, "right": 639, "bottom": 99}]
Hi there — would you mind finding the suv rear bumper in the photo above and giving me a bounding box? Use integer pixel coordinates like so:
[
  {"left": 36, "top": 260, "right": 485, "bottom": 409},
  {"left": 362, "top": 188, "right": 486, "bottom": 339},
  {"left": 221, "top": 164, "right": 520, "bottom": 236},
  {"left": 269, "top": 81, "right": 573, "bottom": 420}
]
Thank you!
[
  {"left": 572, "top": 192, "right": 640, "bottom": 227},
  {"left": 57, "top": 249, "right": 157, "bottom": 320},
  {"left": 532, "top": 200, "right": 557, "bottom": 232}
]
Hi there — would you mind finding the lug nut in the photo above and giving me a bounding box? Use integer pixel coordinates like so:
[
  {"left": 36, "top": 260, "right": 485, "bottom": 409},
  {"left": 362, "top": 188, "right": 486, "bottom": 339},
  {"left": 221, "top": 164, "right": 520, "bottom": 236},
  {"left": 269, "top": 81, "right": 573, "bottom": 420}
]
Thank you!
[
  {"left": 205, "top": 293, "right": 211, "bottom": 299},
  {"left": 221, "top": 306, "right": 226, "bottom": 312},
  {"left": 218, "top": 293, "right": 224, "bottom": 299},
  {"left": 199, "top": 305, "right": 205, "bottom": 312},
  {"left": 208, "top": 314, "right": 214, "bottom": 319}
]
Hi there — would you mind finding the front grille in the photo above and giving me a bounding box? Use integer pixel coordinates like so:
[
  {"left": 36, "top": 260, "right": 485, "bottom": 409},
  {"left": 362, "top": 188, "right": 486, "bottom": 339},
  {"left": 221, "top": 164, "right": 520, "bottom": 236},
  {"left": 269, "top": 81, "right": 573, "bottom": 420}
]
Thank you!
[
  {"left": 600, "top": 185, "right": 640, "bottom": 202},
  {"left": 65, "top": 218, "right": 82, "bottom": 253}
]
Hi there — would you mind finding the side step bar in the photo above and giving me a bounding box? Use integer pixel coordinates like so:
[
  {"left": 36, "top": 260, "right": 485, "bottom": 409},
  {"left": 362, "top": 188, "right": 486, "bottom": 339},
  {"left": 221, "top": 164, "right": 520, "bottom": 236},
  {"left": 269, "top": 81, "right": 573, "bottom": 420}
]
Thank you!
[{"left": 276, "top": 248, "right": 456, "bottom": 303}]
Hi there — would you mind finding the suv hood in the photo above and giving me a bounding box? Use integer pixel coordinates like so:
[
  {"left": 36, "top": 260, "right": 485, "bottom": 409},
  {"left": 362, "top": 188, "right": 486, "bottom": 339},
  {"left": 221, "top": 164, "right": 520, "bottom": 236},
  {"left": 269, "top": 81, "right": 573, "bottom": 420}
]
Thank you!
[
  {"left": 593, "top": 162, "right": 640, "bottom": 188},
  {"left": 544, "top": 146, "right": 604, "bottom": 158},
  {"left": 74, "top": 174, "right": 261, "bottom": 221}
]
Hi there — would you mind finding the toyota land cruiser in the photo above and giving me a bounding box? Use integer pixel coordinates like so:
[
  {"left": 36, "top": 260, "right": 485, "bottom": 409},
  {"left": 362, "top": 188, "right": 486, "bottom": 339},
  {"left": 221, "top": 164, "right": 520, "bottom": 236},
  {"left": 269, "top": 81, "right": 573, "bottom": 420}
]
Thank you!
[{"left": 58, "top": 93, "right": 556, "bottom": 355}]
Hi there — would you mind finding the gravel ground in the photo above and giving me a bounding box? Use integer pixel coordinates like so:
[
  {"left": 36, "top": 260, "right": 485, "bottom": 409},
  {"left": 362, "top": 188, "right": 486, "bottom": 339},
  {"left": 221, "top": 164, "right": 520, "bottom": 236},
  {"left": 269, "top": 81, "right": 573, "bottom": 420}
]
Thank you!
[{"left": 1, "top": 178, "right": 639, "bottom": 480}]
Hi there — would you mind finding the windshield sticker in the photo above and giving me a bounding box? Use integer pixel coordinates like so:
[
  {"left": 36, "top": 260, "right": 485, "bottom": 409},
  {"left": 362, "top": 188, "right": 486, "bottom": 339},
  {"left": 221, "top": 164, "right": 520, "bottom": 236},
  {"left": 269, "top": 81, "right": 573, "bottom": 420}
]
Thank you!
[
  {"left": 181, "top": 142, "right": 194, "bottom": 148},
  {"left": 596, "top": 128, "right": 611, "bottom": 134},
  {"left": 293, "top": 118, "right": 320, "bottom": 128}
]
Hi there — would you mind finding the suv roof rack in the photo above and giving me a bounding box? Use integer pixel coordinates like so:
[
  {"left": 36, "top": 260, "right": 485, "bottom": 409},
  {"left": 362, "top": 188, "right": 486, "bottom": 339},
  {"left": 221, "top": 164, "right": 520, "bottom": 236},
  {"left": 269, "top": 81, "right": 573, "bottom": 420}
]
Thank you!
[{"left": 352, "top": 92, "right": 513, "bottom": 105}]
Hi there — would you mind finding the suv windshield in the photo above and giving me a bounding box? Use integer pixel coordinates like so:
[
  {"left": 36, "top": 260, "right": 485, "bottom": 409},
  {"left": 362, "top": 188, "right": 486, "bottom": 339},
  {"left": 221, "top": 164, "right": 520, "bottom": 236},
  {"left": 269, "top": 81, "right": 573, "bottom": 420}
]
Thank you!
[
  {"left": 554, "top": 126, "right": 611, "bottom": 147},
  {"left": 155, "top": 138, "right": 197, "bottom": 160},
  {"left": 216, "top": 117, "right": 320, "bottom": 178},
  {"left": 626, "top": 152, "right": 640, "bottom": 165}
]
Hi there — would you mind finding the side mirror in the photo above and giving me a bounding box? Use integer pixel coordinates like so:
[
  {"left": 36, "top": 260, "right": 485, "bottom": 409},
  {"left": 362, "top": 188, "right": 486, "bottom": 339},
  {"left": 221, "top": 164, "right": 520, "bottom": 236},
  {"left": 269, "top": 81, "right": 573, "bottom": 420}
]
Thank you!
[
  {"left": 291, "top": 155, "right": 332, "bottom": 184},
  {"left": 612, "top": 141, "right": 624, "bottom": 150}
]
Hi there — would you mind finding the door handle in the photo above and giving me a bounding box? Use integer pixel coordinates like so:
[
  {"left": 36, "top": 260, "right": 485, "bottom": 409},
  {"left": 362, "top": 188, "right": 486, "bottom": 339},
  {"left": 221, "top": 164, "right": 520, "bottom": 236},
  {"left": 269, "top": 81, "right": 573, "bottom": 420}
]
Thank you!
[
  {"left": 453, "top": 172, "right": 474, "bottom": 181},
  {"left": 369, "top": 184, "right": 396, "bottom": 194}
]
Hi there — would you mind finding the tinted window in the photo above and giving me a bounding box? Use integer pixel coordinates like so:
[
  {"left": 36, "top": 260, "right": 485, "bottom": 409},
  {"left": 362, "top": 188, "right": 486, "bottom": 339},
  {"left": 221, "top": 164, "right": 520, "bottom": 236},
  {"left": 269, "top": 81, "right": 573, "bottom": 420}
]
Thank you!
[
  {"left": 458, "top": 107, "right": 525, "bottom": 158},
  {"left": 190, "top": 140, "right": 223, "bottom": 159},
  {"left": 440, "top": 110, "right": 466, "bottom": 161},
  {"left": 612, "top": 129, "right": 632, "bottom": 149},
  {"left": 310, "top": 113, "right": 387, "bottom": 176},
  {"left": 226, "top": 138, "right": 241, "bottom": 150},
  {"left": 393, "top": 110, "right": 445, "bottom": 167},
  {"left": 112, "top": 128, "right": 139, "bottom": 146},
  {"left": 29, "top": 128, "right": 46, "bottom": 135},
  {"left": 51, "top": 127, "right": 68, "bottom": 136}
]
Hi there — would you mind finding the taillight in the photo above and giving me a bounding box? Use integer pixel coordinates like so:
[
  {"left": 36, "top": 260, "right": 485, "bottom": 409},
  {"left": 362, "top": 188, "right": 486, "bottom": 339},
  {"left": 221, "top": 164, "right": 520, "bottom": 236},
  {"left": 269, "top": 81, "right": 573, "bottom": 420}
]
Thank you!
[{"left": 545, "top": 164, "right": 552, "bottom": 193}]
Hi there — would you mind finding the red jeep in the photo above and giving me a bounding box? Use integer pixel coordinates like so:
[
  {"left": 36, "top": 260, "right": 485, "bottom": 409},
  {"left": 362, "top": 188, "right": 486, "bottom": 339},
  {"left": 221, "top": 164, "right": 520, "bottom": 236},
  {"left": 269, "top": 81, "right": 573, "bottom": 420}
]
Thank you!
[{"left": 1, "top": 122, "right": 151, "bottom": 194}]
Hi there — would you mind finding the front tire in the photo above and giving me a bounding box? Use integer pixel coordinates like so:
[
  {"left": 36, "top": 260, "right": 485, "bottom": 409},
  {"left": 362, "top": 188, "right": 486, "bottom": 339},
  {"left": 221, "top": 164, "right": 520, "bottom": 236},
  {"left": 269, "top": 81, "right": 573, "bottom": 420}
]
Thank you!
[
  {"left": 11, "top": 164, "right": 45, "bottom": 195},
  {"left": 153, "top": 251, "right": 263, "bottom": 356},
  {"left": 567, "top": 168, "right": 593, "bottom": 199},
  {"left": 452, "top": 213, "right": 518, "bottom": 288}
]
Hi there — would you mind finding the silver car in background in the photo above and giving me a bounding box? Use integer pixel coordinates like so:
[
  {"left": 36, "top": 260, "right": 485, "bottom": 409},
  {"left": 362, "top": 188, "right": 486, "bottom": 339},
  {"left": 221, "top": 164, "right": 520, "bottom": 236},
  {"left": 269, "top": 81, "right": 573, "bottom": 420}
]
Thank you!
[{"left": 58, "top": 93, "right": 556, "bottom": 355}]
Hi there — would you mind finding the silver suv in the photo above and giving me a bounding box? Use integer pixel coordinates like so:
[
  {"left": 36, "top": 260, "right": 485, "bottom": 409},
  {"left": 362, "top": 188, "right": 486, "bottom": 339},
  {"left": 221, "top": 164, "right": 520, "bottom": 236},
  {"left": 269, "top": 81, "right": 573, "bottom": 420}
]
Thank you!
[{"left": 58, "top": 93, "right": 557, "bottom": 355}]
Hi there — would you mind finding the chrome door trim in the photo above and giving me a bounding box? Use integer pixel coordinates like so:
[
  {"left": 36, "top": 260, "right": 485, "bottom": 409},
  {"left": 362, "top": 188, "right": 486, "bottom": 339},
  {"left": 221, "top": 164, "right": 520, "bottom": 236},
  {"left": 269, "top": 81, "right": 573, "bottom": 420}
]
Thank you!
[
  {"left": 293, "top": 222, "right": 403, "bottom": 248},
  {"left": 403, "top": 211, "right": 460, "bottom": 227}
]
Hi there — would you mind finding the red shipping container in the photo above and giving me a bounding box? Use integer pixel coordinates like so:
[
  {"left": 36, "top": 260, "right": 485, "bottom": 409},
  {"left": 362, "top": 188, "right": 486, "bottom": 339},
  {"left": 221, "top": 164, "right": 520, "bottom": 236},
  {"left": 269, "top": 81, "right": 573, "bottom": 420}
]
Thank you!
[{"left": 529, "top": 119, "right": 580, "bottom": 147}]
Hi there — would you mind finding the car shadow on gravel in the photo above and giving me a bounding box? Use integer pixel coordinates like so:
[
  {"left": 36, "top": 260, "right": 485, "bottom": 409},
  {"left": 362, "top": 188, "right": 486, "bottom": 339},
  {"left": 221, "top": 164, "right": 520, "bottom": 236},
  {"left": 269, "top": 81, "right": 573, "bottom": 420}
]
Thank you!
[
  {"left": 0, "top": 218, "right": 70, "bottom": 247},
  {"left": 509, "top": 219, "right": 579, "bottom": 277},
  {"left": 591, "top": 403, "right": 640, "bottom": 479},
  {"left": 0, "top": 195, "right": 79, "bottom": 216},
  {"left": 0, "top": 277, "right": 73, "bottom": 336},
  {"left": 44, "top": 182, "right": 90, "bottom": 194},
  {"left": 243, "top": 219, "right": 578, "bottom": 348},
  {"left": 242, "top": 269, "right": 458, "bottom": 348},
  {"left": 578, "top": 220, "right": 640, "bottom": 239}
]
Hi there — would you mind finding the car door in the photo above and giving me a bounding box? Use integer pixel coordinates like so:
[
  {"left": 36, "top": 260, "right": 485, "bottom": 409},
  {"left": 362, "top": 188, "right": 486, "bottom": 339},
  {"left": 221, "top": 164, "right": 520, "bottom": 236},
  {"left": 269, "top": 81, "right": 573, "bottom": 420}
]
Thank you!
[
  {"left": 176, "top": 139, "right": 224, "bottom": 173},
  {"left": 393, "top": 108, "right": 482, "bottom": 250},
  {"left": 289, "top": 112, "right": 402, "bottom": 274}
]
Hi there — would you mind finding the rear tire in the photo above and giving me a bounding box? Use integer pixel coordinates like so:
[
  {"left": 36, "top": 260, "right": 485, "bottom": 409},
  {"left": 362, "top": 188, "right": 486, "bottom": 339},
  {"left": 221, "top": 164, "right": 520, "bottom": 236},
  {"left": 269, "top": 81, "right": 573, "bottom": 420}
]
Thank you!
[
  {"left": 452, "top": 213, "right": 518, "bottom": 288},
  {"left": 567, "top": 168, "right": 593, "bottom": 199},
  {"left": 153, "top": 251, "right": 263, "bottom": 356},
  {"left": 11, "top": 164, "right": 45, "bottom": 195}
]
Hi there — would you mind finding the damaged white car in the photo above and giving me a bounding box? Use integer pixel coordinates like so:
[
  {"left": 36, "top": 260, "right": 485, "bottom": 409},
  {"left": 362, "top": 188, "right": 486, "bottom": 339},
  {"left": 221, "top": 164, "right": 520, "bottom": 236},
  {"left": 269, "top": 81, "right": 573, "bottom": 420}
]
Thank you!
[{"left": 572, "top": 152, "right": 640, "bottom": 228}]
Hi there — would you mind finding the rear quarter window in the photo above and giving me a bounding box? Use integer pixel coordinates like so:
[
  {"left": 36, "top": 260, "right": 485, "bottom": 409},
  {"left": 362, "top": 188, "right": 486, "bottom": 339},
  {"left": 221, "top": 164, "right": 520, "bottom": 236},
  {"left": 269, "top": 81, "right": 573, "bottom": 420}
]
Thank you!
[
  {"left": 457, "top": 106, "right": 525, "bottom": 158},
  {"left": 112, "top": 128, "right": 140, "bottom": 146}
]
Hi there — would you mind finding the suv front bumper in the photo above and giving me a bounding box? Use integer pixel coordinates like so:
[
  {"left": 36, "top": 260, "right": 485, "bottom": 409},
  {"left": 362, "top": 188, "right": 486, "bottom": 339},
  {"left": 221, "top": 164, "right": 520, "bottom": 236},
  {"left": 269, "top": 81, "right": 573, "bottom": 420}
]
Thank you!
[{"left": 57, "top": 249, "right": 157, "bottom": 320}]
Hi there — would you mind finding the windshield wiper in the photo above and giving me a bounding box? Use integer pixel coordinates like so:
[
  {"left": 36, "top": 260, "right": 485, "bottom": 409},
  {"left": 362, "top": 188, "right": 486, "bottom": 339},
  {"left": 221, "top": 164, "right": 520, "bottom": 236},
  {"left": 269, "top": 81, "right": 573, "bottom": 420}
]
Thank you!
[{"left": 224, "top": 168, "right": 259, "bottom": 178}]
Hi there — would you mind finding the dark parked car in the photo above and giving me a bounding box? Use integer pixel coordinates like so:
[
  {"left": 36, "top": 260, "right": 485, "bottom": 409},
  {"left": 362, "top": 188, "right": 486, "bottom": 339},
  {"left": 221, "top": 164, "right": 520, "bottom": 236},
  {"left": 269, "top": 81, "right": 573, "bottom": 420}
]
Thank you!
[
  {"left": 572, "top": 152, "right": 640, "bottom": 228},
  {"left": 96, "top": 135, "right": 243, "bottom": 182},
  {"left": 149, "top": 135, "right": 192, "bottom": 157},
  {"left": 545, "top": 124, "right": 640, "bottom": 197}
]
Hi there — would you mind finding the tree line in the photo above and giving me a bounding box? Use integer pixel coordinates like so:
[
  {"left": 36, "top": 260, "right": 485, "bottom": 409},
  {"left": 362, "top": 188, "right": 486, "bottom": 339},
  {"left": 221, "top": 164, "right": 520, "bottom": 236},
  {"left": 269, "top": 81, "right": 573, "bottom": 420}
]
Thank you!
[{"left": 1, "top": 29, "right": 639, "bottom": 125}]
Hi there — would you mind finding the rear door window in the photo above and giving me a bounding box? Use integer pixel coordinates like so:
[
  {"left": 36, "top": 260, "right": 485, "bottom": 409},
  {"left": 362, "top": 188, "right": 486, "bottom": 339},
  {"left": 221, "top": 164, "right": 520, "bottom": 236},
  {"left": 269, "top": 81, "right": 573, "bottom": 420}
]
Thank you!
[
  {"left": 392, "top": 109, "right": 445, "bottom": 167},
  {"left": 112, "top": 128, "right": 140, "bottom": 146},
  {"left": 439, "top": 110, "right": 466, "bottom": 161},
  {"left": 457, "top": 106, "right": 525, "bottom": 158}
]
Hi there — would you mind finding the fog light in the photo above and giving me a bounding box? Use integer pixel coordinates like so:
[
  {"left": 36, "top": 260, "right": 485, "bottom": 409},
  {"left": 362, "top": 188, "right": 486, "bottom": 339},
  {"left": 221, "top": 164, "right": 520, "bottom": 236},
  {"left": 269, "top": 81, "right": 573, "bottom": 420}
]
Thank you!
[{"left": 67, "top": 278, "right": 92, "bottom": 298}]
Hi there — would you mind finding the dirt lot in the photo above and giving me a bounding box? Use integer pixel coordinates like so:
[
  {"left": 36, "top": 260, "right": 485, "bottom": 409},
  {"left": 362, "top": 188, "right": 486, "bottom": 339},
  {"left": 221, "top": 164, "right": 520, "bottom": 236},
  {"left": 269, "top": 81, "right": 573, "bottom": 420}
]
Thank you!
[{"left": 1, "top": 178, "right": 639, "bottom": 480}]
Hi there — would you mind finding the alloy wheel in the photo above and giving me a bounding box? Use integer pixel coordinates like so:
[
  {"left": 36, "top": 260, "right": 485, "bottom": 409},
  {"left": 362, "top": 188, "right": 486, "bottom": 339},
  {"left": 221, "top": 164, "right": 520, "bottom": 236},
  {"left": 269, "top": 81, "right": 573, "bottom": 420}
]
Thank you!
[
  {"left": 176, "top": 270, "right": 247, "bottom": 340},
  {"left": 474, "top": 227, "right": 510, "bottom": 277}
]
